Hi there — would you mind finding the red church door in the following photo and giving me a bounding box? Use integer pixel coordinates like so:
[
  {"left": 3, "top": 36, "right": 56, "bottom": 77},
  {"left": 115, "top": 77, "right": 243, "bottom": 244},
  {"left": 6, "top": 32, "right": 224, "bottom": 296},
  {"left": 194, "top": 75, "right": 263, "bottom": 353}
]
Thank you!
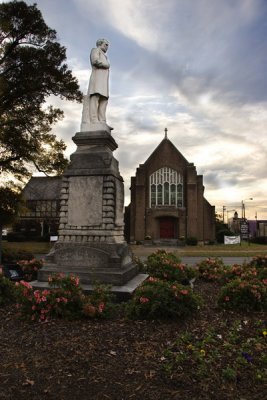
[{"left": 159, "top": 218, "right": 175, "bottom": 239}]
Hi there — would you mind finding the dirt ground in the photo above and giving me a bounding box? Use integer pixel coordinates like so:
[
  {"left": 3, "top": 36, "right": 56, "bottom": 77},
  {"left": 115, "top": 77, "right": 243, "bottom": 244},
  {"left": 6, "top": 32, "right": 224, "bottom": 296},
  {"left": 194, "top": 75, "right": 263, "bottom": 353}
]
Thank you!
[{"left": 0, "top": 280, "right": 265, "bottom": 400}]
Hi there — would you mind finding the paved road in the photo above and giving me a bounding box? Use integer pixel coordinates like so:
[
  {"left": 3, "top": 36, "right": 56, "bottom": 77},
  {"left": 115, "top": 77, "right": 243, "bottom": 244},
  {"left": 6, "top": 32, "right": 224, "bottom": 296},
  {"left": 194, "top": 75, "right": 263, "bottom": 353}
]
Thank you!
[
  {"left": 35, "top": 253, "right": 252, "bottom": 266},
  {"left": 137, "top": 256, "right": 252, "bottom": 266},
  {"left": 179, "top": 256, "right": 252, "bottom": 266}
]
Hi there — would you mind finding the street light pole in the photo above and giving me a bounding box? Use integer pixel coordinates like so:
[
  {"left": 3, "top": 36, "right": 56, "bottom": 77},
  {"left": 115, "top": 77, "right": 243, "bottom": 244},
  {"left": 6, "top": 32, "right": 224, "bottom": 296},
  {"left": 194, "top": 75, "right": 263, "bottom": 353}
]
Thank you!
[
  {"left": 241, "top": 198, "right": 253, "bottom": 219},
  {"left": 222, "top": 205, "right": 226, "bottom": 224}
]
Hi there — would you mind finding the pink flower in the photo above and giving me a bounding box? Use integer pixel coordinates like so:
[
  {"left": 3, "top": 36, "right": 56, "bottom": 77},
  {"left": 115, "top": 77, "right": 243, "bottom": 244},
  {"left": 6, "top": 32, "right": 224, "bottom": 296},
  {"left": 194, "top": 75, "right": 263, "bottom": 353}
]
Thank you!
[
  {"left": 98, "top": 302, "right": 105, "bottom": 313},
  {"left": 224, "top": 296, "right": 230, "bottom": 302},
  {"left": 180, "top": 290, "right": 188, "bottom": 295},
  {"left": 20, "top": 281, "right": 33, "bottom": 289},
  {"left": 61, "top": 297, "right": 68, "bottom": 303},
  {"left": 140, "top": 297, "right": 150, "bottom": 304},
  {"left": 32, "top": 305, "right": 36, "bottom": 311}
]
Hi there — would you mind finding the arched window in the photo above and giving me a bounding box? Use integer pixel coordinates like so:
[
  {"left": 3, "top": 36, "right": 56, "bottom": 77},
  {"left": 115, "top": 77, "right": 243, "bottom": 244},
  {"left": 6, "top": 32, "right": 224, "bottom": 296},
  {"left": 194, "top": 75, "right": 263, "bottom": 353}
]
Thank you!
[{"left": 149, "top": 168, "right": 183, "bottom": 207}]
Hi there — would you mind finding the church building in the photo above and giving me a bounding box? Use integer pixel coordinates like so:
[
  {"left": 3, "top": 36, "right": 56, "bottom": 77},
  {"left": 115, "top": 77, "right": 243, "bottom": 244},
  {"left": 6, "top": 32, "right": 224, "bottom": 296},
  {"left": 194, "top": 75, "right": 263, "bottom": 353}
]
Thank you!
[{"left": 125, "top": 131, "right": 215, "bottom": 244}]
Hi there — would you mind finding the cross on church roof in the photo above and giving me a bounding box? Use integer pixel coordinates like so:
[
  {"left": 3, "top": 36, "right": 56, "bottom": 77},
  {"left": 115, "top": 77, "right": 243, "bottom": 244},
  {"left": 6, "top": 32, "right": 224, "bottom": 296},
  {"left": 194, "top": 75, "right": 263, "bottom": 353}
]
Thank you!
[{"left": 164, "top": 127, "right": 168, "bottom": 139}]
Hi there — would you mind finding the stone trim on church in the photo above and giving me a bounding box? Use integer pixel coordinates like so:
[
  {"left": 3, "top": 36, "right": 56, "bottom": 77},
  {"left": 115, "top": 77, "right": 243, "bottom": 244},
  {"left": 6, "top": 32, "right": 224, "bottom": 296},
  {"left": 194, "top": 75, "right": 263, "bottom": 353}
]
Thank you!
[{"left": 125, "top": 137, "right": 215, "bottom": 244}]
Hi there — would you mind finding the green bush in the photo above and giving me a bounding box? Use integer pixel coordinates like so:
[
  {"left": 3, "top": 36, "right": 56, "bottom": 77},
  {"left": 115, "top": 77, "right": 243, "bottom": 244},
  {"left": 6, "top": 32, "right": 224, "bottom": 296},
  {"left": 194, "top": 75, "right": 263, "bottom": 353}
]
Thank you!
[
  {"left": 186, "top": 236, "right": 198, "bottom": 246},
  {"left": 1, "top": 248, "right": 34, "bottom": 263},
  {"left": 248, "top": 255, "right": 267, "bottom": 268},
  {"left": 144, "top": 250, "right": 196, "bottom": 284},
  {"left": 197, "top": 258, "right": 267, "bottom": 286},
  {"left": 17, "top": 258, "right": 43, "bottom": 281},
  {"left": 83, "top": 283, "right": 115, "bottom": 318},
  {"left": 0, "top": 271, "right": 16, "bottom": 305},
  {"left": 216, "top": 228, "right": 234, "bottom": 244},
  {"left": 197, "top": 258, "right": 225, "bottom": 281},
  {"left": 6, "top": 232, "right": 26, "bottom": 242},
  {"left": 126, "top": 278, "right": 201, "bottom": 319},
  {"left": 15, "top": 273, "right": 115, "bottom": 322},
  {"left": 218, "top": 278, "right": 267, "bottom": 311},
  {"left": 250, "top": 236, "right": 267, "bottom": 245}
]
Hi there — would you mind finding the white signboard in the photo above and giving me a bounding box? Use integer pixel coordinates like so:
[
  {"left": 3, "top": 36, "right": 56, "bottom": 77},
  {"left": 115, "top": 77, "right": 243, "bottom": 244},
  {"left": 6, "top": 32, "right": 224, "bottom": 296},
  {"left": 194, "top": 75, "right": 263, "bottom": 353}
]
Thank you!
[
  {"left": 224, "top": 235, "right": 240, "bottom": 245},
  {"left": 50, "top": 236, "right": 58, "bottom": 242}
]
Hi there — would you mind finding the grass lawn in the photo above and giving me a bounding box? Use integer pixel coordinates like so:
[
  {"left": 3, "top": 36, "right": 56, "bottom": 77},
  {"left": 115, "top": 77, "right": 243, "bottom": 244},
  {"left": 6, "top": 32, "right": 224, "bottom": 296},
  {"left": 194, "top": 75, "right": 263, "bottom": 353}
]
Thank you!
[
  {"left": 131, "top": 242, "right": 267, "bottom": 258},
  {"left": 1, "top": 241, "right": 51, "bottom": 255},
  {"left": 1, "top": 241, "right": 267, "bottom": 258}
]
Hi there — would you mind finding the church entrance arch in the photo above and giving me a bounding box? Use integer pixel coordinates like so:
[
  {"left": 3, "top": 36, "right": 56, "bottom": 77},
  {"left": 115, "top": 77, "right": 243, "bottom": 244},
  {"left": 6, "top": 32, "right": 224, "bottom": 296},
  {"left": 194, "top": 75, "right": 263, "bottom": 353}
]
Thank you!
[{"left": 159, "top": 217, "right": 177, "bottom": 239}]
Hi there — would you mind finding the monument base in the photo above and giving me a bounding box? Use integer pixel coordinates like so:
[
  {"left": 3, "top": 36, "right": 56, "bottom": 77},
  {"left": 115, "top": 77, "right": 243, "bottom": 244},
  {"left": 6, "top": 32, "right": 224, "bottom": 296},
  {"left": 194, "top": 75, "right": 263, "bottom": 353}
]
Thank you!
[
  {"left": 34, "top": 126, "right": 146, "bottom": 296},
  {"left": 38, "top": 241, "right": 139, "bottom": 286}
]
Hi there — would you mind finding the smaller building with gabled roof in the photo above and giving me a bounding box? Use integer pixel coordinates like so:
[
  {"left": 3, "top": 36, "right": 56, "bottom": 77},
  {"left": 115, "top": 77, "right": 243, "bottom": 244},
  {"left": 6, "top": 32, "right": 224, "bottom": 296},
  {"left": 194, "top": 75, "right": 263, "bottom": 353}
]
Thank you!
[{"left": 15, "top": 176, "right": 61, "bottom": 239}]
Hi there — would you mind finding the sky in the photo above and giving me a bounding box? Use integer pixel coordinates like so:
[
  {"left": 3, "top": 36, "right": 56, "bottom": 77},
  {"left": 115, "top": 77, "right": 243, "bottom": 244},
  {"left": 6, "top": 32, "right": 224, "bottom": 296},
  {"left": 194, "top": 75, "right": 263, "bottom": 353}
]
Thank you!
[{"left": 21, "top": 0, "right": 267, "bottom": 220}]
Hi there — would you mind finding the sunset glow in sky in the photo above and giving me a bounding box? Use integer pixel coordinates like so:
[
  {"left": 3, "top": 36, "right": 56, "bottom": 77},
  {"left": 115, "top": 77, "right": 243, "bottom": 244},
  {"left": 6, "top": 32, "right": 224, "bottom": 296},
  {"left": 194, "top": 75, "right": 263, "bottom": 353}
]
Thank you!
[{"left": 21, "top": 0, "right": 267, "bottom": 220}]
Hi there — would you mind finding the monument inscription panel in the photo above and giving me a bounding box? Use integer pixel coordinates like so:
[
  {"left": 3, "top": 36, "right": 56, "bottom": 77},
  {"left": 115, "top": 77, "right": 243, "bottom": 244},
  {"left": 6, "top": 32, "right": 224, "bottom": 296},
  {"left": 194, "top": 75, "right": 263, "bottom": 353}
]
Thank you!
[
  {"left": 68, "top": 176, "right": 103, "bottom": 226},
  {"left": 55, "top": 246, "right": 109, "bottom": 267}
]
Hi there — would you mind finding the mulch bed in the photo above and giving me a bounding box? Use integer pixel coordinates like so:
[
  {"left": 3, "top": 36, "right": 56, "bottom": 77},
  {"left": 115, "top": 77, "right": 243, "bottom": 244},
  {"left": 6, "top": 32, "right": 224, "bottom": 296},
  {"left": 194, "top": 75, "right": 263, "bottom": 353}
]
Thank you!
[{"left": 0, "top": 281, "right": 265, "bottom": 400}]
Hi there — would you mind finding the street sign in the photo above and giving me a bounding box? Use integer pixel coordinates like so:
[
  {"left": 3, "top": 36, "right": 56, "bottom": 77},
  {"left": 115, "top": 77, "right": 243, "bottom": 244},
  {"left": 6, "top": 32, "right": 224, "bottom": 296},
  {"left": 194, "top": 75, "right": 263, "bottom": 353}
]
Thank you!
[{"left": 240, "top": 220, "right": 249, "bottom": 239}]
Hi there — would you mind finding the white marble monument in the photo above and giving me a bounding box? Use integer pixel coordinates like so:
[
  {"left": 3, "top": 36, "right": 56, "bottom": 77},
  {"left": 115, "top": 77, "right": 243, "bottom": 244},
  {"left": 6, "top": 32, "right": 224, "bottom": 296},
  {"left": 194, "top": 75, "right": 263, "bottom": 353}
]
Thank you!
[{"left": 35, "top": 39, "right": 146, "bottom": 295}]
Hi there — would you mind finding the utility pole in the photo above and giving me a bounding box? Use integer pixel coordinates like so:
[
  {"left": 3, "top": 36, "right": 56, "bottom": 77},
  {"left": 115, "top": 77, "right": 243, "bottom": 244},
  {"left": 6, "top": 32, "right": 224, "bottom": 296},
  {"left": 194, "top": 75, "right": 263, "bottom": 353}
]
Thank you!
[{"left": 222, "top": 206, "right": 226, "bottom": 224}]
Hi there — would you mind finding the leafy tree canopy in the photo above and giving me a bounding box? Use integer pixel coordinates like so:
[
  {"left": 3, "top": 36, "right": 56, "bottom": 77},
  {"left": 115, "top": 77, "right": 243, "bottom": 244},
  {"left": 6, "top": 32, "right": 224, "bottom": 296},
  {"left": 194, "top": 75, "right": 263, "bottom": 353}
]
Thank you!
[
  {"left": 0, "top": 0, "right": 83, "bottom": 180},
  {"left": 0, "top": 184, "right": 23, "bottom": 227},
  {"left": 0, "top": 184, "right": 24, "bottom": 263}
]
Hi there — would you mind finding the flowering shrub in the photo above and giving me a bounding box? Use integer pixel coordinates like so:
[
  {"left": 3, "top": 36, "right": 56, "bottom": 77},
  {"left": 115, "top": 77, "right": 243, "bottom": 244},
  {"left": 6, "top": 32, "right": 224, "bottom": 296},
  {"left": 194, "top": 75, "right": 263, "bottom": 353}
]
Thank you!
[
  {"left": 221, "top": 264, "right": 267, "bottom": 284},
  {"left": 245, "top": 256, "right": 267, "bottom": 281},
  {"left": 197, "top": 258, "right": 267, "bottom": 285},
  {"left": 17, "top": 258, "right": 43, "bottom": 281},
  {"left": 163, "top": 319, "right": 267, "bottom": 386},
  {"left": 126, "top": 278, "right": 201, "bottom": 319},
  {"left": 15, "top": 273, "right": 115, "bottom": 322},
  {"left": 248, "top": 255, "right": 267, "bottom": 269},
  {"left": 82, "top": 284, "right": 115, "bottom": 318},
  {"left": 145, "top": 250, "right": 196, "bottom": 284},
  {"left": 196, "top": 258, "right": 226, "bottom": 281},
  {"left": 218, "top": 278, "right": 267, "bottom": 311},
  {"left": 0, "top": 268, "right": 16, "bottom": 305}
]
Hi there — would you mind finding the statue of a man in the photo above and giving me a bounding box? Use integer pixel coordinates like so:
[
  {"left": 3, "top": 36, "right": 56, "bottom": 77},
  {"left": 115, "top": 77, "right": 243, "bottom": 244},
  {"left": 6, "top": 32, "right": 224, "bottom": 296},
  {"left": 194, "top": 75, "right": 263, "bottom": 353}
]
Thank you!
[
  {"left": 88, "top": 38, "right": 110, "bottom": 123},
  {"left": 80, "top": 38, "right": 112, "bottom": 131}
]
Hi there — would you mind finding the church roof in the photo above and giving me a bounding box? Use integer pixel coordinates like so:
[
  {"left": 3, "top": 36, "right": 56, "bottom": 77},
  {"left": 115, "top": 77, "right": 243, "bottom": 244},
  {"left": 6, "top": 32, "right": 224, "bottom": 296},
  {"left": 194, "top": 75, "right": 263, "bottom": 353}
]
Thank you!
[
  {"left": 22, "top": 176, "right": 62, "bottom": 201},
  {"left": 143, "top": 137, "right": 189, "bottom": 167}
]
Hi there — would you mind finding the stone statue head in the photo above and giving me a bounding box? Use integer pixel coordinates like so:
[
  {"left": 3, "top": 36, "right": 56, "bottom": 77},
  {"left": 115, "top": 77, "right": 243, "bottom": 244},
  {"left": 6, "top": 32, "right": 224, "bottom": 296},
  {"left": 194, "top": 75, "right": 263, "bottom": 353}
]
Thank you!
[{"left": 96, "top": 38, "right": 109, "bottom": 47}]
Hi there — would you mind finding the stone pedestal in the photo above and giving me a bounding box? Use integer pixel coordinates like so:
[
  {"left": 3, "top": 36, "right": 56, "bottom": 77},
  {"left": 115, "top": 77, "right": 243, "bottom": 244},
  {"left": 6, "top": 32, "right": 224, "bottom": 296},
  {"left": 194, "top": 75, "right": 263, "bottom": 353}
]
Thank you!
[{"left": 37, "top": 127, "right": 144, "bottom": 288}]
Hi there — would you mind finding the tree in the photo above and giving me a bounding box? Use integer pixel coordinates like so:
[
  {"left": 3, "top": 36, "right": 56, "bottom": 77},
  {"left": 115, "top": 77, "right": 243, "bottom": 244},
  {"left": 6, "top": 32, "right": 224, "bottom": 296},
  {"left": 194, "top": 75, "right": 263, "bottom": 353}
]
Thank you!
[
  {"left": 215, "top": 212, "right": 234, "bottom": 243},
  {"left": 0, "top": 185, "right": 23, "bottom": 263},
  {"left": 0, "top": 1, "right": 83, "bottom": 180}
]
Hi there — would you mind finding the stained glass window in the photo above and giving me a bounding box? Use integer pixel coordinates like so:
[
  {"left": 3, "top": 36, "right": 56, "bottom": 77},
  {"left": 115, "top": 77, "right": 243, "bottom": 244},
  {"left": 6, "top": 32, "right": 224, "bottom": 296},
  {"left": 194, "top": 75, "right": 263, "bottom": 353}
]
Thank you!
[{"left": 149, "top": 168, "right": 183, "bottom": 207}]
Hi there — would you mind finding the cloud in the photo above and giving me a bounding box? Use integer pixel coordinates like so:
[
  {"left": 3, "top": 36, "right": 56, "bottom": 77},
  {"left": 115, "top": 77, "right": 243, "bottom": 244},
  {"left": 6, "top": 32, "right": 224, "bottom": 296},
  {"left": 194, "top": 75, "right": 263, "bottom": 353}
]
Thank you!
[{"left": 23, "top": 0, "right": 267, "bottom": 218}]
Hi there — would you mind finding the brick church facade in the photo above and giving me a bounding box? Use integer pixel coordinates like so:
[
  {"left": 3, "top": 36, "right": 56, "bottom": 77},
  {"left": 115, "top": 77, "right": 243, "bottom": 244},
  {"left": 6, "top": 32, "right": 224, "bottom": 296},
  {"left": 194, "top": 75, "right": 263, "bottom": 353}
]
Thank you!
[{"left": 125, "top": 135, "right": 215, "bottom": 244}]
